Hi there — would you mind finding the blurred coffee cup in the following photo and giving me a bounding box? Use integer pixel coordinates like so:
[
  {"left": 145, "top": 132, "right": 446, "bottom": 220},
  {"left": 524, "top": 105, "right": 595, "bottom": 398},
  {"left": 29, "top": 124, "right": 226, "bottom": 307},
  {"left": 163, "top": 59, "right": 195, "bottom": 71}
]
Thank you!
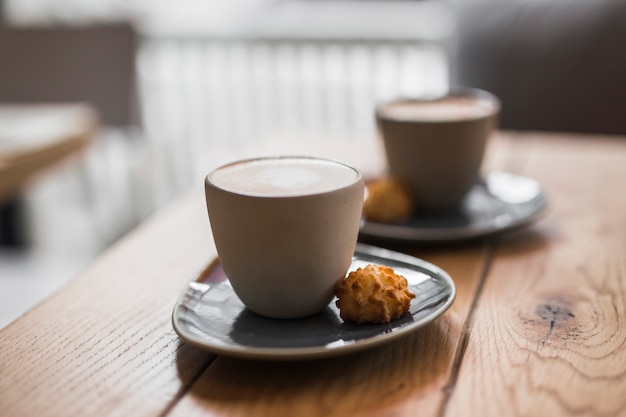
[{"left": 376, "top": 88, "right": 500, "bottom": 212}]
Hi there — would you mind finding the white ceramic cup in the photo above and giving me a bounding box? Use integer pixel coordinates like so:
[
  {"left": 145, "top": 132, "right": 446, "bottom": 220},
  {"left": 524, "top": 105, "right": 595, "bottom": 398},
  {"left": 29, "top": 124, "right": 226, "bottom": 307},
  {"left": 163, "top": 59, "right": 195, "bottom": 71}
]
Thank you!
[
  {"left": 376, "top": 88, "right": 500, "bottom": 212},
  {"left": 205, "top": 156, "right": 364, "bottom": 319}
]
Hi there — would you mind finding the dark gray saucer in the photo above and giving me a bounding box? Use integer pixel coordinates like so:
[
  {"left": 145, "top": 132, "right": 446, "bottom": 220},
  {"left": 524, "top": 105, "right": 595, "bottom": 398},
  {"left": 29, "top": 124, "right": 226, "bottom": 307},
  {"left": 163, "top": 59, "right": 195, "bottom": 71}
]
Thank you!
[
  {"left": 172, "top": 244, "right": 455, "bottom": 360},
  {"left": 359, "top": 171, "right": 548, "bottom": 243}
]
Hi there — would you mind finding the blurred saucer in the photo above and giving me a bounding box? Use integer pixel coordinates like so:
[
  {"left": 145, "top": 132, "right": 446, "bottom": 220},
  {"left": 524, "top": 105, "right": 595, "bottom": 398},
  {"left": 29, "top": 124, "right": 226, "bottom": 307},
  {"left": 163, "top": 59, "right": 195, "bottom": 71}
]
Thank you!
[{"left": 359, "top": 171, "right": 548, "bottom": 244}]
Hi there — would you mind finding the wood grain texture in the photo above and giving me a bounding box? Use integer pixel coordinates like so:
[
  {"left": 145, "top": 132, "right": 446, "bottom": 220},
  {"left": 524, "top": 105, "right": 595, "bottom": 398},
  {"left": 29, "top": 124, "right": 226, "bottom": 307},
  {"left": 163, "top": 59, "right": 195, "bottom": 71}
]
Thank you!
[
  {"left": 173, "top": 322, "right": 455, "bottom": 417},
  {"left": 445, "top": 134, "right": 626, "bottom": 417},
  {"left": 3, "top": 132, "right": 624, "bottom": 417},
  {"left": 0, "top": 193, "right": 216, "bottom": 417}
]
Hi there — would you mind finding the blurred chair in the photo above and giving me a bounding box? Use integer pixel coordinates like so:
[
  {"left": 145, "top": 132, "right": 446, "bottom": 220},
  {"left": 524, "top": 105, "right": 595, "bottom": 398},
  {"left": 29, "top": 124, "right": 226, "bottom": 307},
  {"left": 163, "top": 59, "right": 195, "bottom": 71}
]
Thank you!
[
  {"left": 0, "top": 22, "right": 138, "bottom": 248},
  {"left": 0, "top": 104, "right": 97, "bottom": 245},
  {"left": 451, "top": 0, "right": 626, "bottom": 135}
]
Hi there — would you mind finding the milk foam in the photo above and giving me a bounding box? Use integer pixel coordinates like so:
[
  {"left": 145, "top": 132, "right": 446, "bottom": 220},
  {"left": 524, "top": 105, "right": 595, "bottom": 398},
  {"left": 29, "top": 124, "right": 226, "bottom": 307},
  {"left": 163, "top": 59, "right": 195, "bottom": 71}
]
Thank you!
[
  {"left": 380, "top": 95, "right": 496, "bottom": 122},
  {"left": 209, "top": 157, "right": 359, "bottom": 196}
]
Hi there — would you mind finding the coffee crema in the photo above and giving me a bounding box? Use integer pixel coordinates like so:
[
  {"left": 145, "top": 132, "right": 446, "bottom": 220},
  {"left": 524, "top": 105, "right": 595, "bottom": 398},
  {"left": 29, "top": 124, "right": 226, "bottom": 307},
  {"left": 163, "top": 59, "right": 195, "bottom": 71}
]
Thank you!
[
  {"left": 378, "top": 95, "right": 496, "bottom": 122},
  {"left": 209, "top": 157, "right": 360, "bottom": 197}
]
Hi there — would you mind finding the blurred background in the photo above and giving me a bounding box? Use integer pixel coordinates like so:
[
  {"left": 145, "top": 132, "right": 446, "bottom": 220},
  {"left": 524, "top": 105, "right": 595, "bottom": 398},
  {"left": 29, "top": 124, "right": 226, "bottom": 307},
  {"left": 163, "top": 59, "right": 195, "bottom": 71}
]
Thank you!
[{"left": 1, "top": 0, "right": 624, "bottom": 328}]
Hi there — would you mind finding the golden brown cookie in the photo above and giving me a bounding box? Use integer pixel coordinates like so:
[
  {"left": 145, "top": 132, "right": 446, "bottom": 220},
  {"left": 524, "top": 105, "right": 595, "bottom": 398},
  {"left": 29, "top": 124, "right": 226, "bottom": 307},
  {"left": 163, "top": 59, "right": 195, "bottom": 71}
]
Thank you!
[
  {"left": 362, "top": 178, "right": 413, "bottom": 223},
  {"left": 335, "top": 264, "right": 415, "bottom": 324}
]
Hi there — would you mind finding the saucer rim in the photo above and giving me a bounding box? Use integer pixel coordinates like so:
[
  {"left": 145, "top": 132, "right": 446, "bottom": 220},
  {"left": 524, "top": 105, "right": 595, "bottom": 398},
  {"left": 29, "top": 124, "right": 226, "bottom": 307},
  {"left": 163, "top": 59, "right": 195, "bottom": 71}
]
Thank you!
[{"left": 359, "top": 171, "right": 548, "bottom": 243}]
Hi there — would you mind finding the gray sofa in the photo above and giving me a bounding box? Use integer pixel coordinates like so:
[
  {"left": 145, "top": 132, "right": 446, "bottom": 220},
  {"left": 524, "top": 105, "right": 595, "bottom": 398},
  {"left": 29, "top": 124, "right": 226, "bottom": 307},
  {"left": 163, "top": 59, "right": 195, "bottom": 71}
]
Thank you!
[{"left": 452, "top": 0, "right": 626, "bottom": 135}]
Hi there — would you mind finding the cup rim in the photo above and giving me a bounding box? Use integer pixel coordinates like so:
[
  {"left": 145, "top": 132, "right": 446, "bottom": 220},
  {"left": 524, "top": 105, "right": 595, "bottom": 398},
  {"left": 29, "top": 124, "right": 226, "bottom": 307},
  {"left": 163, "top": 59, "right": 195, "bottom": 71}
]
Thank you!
[
  {"left": 205, "top": 155, "right": 364, "bottom": 198},
  {"left": 375, "top": 86, "right": 501, "bottom": 124}
]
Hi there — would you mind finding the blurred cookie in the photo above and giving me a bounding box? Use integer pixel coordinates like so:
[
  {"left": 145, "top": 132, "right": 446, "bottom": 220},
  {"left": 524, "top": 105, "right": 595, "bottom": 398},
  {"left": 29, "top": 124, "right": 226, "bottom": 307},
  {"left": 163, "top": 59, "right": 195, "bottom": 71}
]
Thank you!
[
  {"left": 335, "top": 264, "right": 415, "bottom": 324},
  {"left": 362, "top": 178, "right": 413, "bottom": 223}
]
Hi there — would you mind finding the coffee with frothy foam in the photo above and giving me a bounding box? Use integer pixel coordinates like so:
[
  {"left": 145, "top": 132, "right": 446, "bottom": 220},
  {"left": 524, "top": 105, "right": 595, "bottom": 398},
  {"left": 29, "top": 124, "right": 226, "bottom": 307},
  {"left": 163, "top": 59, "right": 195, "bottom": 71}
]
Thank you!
[
  {"left": 205, "top": 156, "right": 364, "bottom": 319},
  {"left": 376, "top": 89, "right": 500, "bottom": 211},
  {"left": 379, "top": 95, "right": 496, "bottom": 122},
  {"left": 209, "top": 157, "right": 360, "bottom": 197}
]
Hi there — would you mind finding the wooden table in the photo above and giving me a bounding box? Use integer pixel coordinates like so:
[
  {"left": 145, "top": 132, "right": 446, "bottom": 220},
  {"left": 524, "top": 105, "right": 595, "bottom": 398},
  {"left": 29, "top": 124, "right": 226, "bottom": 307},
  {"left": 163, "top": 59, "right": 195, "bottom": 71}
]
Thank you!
[
  {"left": 1, "top": 131, "right": 625, "bottom": 416},
  {"left": 0, "top": 103, "right": 98, "bottom": 204}
]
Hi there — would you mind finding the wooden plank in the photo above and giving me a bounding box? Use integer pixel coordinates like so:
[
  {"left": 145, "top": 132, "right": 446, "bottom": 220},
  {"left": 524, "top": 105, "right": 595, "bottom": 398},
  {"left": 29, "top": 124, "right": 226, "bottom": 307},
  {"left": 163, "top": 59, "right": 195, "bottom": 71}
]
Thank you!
[
  {"left": 444, "top": 134, "right": 626, "bottom": 416},
  {"left": 0, "top": 192, "right": 216, "bottom": 416},
  {"left": 7, "top": 131, "right": 614, "bottom": 417}
]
